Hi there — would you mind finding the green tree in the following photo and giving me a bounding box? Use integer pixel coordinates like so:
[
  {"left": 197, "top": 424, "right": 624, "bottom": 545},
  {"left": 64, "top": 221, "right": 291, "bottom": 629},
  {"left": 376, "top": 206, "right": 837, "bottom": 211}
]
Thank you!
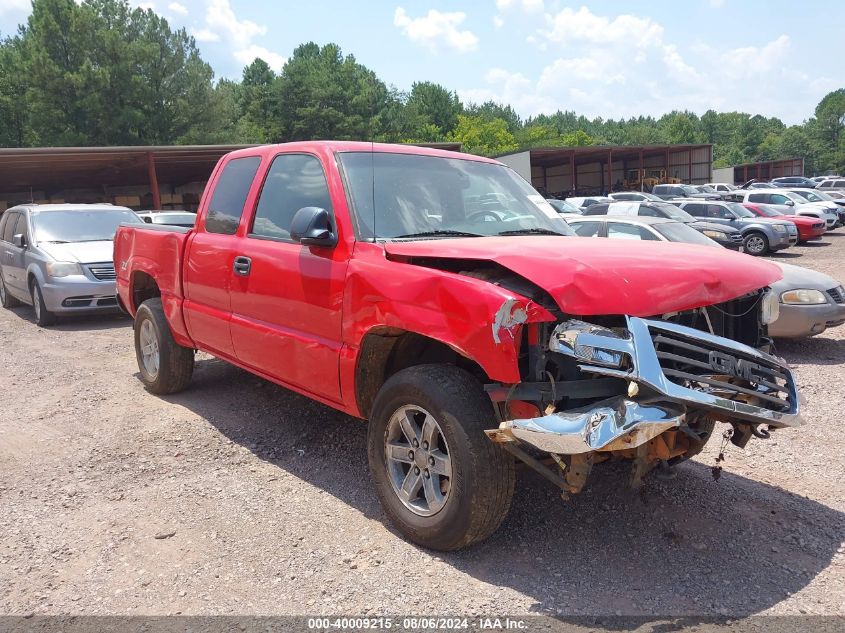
[
  {"left": 16, "top": 0, "right": 221, "bottom": 145},
  {"left": 275, "top": 42, "right": 388, "bottom": 141},
  {"left": 406, "top": 81, "right": 463, "bottom": 136},
  {"left": 448, "top": 115, "right": 517, "bottom": 156}
]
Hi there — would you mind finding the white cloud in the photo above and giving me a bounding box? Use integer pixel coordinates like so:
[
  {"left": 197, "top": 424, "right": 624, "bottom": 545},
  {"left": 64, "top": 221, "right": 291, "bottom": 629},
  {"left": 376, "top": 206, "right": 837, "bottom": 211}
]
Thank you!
[
  {"left": 193, "top": 28, "right": 221, "bottom": 43},
  {"left": 233, "top": 45, "right": 287, "bottom": 71},
  {"left": 394, "top": 7, "right": 479, "bottom": 54},
  {"left": 167, "top": 2, "right": 188, "bottom": 16},
  {"left": 459, "top": 5, "right": 814, "bottom": 123},
  {"left": 496, "top": 0, "right": 543, "bottom": 11},
  {"left": 204, "top": 0, "right": 264, "bottom": 49},
  {"left": 0, "top": 0, "right": 28, "bottom": 14},
  {"left": 493, "top": 15, "right": 504, "bottom": 29},
  {"left": 192, "top": 0, "right": 286, "bottom": 71},
  {"left": 539, "top": 6, "right": 664, "bottom": 50}
]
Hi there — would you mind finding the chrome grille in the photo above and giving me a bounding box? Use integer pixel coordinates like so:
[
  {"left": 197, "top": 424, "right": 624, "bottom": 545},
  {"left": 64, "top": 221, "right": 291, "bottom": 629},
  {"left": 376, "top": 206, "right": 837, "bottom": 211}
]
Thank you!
[
  {"left": 729, "top": 233, "right": 743, "bottom": 243},
  {"left": 828, "top": 286, "right": 844, "bottom": 304},
  {"left": 88, "top": 263, "right": 116, "bottom": 281},
  {"left": 649, "top": 325, "right": 792, "bottom": 413}
]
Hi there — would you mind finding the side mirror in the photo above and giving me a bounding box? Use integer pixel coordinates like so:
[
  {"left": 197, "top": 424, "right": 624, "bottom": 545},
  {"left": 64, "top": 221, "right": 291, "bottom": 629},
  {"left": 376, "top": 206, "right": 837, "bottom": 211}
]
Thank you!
[
  {"left": 785, "top": 200, "right": 795, "bottom": 207},
  {"left": 143, "top": 217, "right": 153, "bottom": 224},
  {"left": 290, "top": 206, "right": 337, "bottom": 247},
  {"left": 12, "top": 234, "right": 25, "bottom": 248}
]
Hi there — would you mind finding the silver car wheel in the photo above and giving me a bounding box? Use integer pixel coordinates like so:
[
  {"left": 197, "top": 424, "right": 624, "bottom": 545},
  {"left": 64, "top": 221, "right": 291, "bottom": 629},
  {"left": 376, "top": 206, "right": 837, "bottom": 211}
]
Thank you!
[
  {"left": 139, "top": 319, "right": 160, "bottom": 378},
  {"left": 385, "top": 405, "right": 452, "bottom": 517},
  {"left": 746, "top": 235, "right": 766, "bottom": 255}
]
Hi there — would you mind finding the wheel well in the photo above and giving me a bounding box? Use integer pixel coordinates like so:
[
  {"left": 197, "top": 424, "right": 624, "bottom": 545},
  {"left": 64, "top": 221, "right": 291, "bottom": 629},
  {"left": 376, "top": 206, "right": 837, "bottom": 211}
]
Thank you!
[
  {"left": 355, "top": 328, "right": 488, "bottom": 419},
  {"left": 131, "top": 272, "right": 161, "bottom": 312}
]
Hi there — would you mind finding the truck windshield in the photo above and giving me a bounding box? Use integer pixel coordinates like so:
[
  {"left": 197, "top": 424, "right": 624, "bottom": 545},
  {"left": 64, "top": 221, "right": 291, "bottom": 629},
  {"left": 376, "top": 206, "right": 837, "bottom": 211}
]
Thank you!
[
  {"left": 338, "top": 152, "right": 575, "bottom": 239},
  {"left": 32, "top": 209, "right": 142, "bottom": 243}
]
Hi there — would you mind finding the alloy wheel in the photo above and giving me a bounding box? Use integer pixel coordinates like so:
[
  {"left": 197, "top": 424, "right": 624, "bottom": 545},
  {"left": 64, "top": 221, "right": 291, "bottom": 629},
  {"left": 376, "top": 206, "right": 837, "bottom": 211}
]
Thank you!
[
  {"left": 139, "top": 319, "right": 160, "bottom": 378},
  {"left": 385, "top": 405, "right": 452, "bottom": 517}
]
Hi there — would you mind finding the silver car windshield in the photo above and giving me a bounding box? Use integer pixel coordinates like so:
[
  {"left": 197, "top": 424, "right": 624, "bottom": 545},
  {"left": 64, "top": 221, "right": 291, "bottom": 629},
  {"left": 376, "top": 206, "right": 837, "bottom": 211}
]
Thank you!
[
  {"left": 31, "top": 210, "right": 142, "bottom": 243},
  {"left": 339, "top": 152, "right": 574, "bottom": 239}
]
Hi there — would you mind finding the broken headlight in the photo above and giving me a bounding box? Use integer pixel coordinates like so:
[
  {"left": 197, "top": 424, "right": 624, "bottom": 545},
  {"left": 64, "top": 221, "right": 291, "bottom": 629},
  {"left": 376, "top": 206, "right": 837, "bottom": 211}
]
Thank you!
[{"left": 550, "top": 320, "right": 630, "bottom": 368}]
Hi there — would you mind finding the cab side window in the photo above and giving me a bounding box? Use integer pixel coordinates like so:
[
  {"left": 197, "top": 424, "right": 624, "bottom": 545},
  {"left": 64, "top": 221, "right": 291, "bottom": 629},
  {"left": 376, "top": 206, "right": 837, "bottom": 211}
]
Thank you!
[
  {"left": 205, "top": 156, "right": 262, "bottom": 235},
  {"left": 250, "top": 154, "right": 333, "bottom": 241},
  {"left": 770, "top": 194, "right": 789, "bottom": 204},
  {"left": 748, "top": 193, "right": 765, "bottom": 203}
]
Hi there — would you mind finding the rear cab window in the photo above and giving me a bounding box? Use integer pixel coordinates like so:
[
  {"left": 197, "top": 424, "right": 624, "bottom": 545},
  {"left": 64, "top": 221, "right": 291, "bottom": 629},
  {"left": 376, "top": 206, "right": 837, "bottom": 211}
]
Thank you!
[{"left": 205, "top": 156, "right": 262, "bottom": 235}]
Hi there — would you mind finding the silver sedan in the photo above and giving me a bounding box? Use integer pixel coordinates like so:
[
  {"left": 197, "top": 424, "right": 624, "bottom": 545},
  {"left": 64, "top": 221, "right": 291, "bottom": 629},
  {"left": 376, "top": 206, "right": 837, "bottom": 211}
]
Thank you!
[{"left": 769, "top": 263, "right": 845, "bottom": 338}]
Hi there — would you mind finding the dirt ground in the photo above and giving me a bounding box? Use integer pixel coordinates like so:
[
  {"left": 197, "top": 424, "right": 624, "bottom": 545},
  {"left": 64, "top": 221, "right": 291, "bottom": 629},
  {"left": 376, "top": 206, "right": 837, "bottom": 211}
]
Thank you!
[{"left": 0, "top": 236, "right": 843, "bottom": 618}]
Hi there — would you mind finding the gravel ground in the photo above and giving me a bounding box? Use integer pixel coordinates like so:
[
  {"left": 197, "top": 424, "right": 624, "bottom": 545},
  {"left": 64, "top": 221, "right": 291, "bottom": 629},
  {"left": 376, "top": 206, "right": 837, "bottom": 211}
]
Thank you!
[{"left": 0, "top": 237, "right": 843, "bottom": 618}]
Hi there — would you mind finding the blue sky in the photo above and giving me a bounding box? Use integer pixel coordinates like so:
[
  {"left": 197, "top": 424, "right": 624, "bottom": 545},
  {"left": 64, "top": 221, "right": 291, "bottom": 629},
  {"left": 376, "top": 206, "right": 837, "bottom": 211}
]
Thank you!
[{"left": 1, "top": 0, "right": 842, "bottom": 124}]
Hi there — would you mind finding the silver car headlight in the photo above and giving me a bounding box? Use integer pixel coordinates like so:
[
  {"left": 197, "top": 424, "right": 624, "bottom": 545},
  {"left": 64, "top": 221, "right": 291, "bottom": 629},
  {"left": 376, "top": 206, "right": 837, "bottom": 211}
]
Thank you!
[
  {"left": 780, "top": 289, "right": 827, "bottom": 305},
  {"left": 774, "top": 224, "right": 787, "bottom": 234},
  {"left": 761, "top": 290, "right": 780, "bottom": 324},
  {"left": 45, "top": 262, "right": 83, "bottom": 278}
]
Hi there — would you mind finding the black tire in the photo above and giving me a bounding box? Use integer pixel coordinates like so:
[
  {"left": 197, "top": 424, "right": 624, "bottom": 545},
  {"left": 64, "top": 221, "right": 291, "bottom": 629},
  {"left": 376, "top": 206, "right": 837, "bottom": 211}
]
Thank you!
[
  {"left": 134, "top": 298, "right": 194, "bottom": 395},
  {"left": 743, "top": 231, "right": 769, "bottom": 256},
  {"left": 30, "top": 279, "right": 57, "bottom": 326},
  {"left": 368, "top": 364, "right": 515, "bottom": 551},
  {"left": 0, "top": 275, "right": 21, "bottom": 308}
]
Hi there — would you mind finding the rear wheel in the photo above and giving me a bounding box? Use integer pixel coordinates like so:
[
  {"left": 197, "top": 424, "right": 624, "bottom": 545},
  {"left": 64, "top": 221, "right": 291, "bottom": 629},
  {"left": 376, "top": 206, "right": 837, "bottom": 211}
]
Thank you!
[
  {"left": 30, "top": 280, "right": 57, "bottom": 326},
  {"left": 134, "top": 298, "right": 194, "bottom": 394},
  {"left": 0, "top": 275, "right": 21, "bottom": 308},
  {"left": 743, "top": 232, "right": 769, "bottom": 256},
  {"left": 368, "top": 364, "right": 515, "bottom": 551}
]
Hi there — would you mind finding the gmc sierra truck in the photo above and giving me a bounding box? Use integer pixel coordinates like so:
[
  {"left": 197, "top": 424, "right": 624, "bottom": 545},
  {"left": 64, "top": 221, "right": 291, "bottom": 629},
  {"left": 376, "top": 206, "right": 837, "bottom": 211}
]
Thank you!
[{"left": 114, "top": 142, "right": 802, "bottom": 551}]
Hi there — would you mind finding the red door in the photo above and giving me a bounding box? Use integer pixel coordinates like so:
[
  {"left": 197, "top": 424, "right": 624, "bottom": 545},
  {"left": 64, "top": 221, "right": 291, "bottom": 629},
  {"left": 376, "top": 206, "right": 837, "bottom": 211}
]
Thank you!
[
  {"left": 183, "top": 155, "right": 263, "bottom": 359},
  {"left": 228, "top": 152, "right": 349, "bottom": 402}
]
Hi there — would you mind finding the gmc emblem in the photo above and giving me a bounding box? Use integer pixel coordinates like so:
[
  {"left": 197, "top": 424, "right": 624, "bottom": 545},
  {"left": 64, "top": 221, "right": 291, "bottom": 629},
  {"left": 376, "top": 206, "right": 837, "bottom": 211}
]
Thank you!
[{"left": 708, "top": 351, "right": 766, "bottom": 383}]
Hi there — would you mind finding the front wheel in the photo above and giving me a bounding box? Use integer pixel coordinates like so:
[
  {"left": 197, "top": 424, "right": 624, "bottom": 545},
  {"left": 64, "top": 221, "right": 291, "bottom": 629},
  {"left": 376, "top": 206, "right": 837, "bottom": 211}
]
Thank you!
[
  {"left": 743, "top": 232, "right": 769, "bottom": 256},
  {"left": 30, "top": 280, "right": 57, "bottom": 326},
  {"left": 134, "top": 298, "right": 194, "bottom": 394},
  {"left": 368, "top": 364, "right": 515, "bottom": 551}
]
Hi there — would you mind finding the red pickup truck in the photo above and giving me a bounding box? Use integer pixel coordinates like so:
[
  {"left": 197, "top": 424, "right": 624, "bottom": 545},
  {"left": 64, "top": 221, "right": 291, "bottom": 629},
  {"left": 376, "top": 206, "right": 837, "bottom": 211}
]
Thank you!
[{"left": 115, "top": 142, "right": 801, "bottom": 550}]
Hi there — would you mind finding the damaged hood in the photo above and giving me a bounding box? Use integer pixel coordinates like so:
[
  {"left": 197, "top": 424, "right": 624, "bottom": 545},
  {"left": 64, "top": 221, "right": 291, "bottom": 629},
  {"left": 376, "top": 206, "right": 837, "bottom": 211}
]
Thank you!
[{"left": 384, "top": 237, "right": 782, "bottom": 317}]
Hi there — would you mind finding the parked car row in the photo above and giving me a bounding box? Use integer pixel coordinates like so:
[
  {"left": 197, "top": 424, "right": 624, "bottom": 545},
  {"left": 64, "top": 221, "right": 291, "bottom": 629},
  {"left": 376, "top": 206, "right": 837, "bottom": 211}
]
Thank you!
[{"left": 551, "top": 180, "right": 843, "bottom": 257}]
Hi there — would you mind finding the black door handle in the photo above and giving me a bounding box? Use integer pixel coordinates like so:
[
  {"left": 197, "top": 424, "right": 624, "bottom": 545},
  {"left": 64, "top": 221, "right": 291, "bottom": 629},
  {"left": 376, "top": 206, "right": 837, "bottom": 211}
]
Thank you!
[{"left": 233, "top": 256, "right": 251, "bottom": 276}]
